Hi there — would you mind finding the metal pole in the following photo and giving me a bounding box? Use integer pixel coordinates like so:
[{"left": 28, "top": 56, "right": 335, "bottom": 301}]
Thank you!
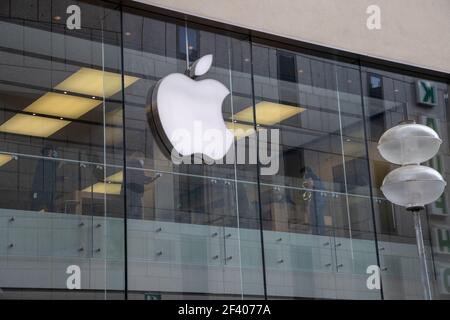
[{"left": 411, "top": 209, "right": 432, "bottom": 300}]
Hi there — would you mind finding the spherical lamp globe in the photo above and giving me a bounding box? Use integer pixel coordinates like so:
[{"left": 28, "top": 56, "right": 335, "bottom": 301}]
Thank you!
[
  {"left": 381, "top": 165, "right": 446, "bottom": 209},
  {"left": 378, "top": 122, "right": 442, "bottom": 165}
]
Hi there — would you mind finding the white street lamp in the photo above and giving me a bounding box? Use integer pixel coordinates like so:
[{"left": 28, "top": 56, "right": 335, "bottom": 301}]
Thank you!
[
  {"left": 378, "top": 120, "right": 446, "bottom": 300},
  {"left": 378, "top": 122, "right": 442, "bottom": 165},
  {"left": 381, "top": 165, "right": 446, "bottom": 209}
]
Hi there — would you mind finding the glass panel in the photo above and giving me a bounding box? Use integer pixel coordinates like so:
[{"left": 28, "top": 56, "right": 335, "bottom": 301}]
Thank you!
[
  {"left": 122, "top": 8, "right": 264, "bottom": 299},
  {"left": 0, "top": 0, "right": 447, "bottom": 300},
  {"left": 362, "top": 66, "right": 450, "bottom": 299},
  {"left": 252, "top": 43, "right": 381, "bottom": 299},
  {"left": 0, "top": 0, "right": 125, "bottom": 299}
]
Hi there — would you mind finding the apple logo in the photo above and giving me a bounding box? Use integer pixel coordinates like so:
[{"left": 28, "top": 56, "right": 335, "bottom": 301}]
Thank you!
[{"left": 148, "top": 54, "right": 234, "bottom": 161}]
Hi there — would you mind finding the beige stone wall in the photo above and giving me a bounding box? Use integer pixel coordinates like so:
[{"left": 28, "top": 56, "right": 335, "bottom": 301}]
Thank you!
[{"left": 132, "top": 0, "right": 450, "bottom": 74}]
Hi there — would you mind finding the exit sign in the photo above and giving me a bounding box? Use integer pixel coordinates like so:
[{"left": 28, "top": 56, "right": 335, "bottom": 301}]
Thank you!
[{"left": 416, "top": 80, "right": 438, "bottom": 106}]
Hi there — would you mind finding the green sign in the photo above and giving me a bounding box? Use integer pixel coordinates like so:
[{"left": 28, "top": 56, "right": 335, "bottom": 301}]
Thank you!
[
  {"left": 434, "top": 227, "right": 450, "bottom": 254},
  {"left": 438, "top": 266, "right": 450, "bottom": 295},
  {"left": 416, "top": 80, "right": 437, "bottom": 106},
  {"left": 144, "top": 292, "right": 161, "bottom": 300},
  {"left": 422, "top": 116, "right": 447, "bottom": 215},
  {"left": 443, "top": 268, "right": 450, "bottom": 294}
]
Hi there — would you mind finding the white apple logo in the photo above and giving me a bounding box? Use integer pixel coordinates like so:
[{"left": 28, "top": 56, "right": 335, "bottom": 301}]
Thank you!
[{"left": 150, "top": 54, "right": 234, "bottom": 161}]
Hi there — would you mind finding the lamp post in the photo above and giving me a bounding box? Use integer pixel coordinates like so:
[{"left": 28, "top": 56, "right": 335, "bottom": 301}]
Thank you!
[{"left": 378, "top": 120, "right": 446, "bottom": 300}]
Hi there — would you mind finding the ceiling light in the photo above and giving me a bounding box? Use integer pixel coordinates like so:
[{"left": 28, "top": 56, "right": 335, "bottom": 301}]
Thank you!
[
  {"left": 55, "top": 67, "right": 139, "bottom": 98},
  {"left": 225, "top": 122, "right": 257, "bottom": 140},
  {"left": 0, "top": 114, "right": 70, "bottom": 138},
  {"left": 83, "top": 182, "right": 122, "bottom": 195},
  {"left": 105, "top": 171, "right": 123, "bottom": 183},
  {"left": 24, "top": 92, "right": 101, "bottom": 119},
  {"left": 0, "top": 154, "right": 13, "bottom": 167},
  {"left": 234, "top": 101, "right": 305, "bottom": 126},
  {"left": 82, "top": 171, "right": 123, "bottom": 195},
  {"left": 0, "top": 69, "right": 139, "bottom": 139},
  {"left": 0, "top": 92, "right": 101, "bottom": 138}
]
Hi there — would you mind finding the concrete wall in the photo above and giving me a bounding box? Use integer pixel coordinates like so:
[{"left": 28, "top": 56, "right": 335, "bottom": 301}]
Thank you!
[{"left": 132, "top": 0, "right": 450, "bottom": 74}]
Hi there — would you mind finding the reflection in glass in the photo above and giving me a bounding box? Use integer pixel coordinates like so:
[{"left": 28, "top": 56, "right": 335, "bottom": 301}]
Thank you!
[{"left": 0, "top": 0, "right": 447, "bottom": 300}]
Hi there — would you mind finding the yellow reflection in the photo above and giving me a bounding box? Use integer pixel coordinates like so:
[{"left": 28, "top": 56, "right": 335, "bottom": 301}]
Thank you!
[
  {"left": 105, "top": 109, "right": 124, "bottom": 145},
  {"left": 226, "top": 122, "right": 257, "bottom": 140},
  {"left": 105, "top": 171, "right": 123, "bottom": 183},
  {"left": 234, "top": 101, "right": 305, "bottom": 126},
  {"left": 0, "top": 68, "right": 139, "bottom": 138},
  {"left": 0, "top": 154, "right": 13, "bottom": 167},
  {"left": 25, "top": 92, "right": 101, "bottom": 119},
  {"left": 82, "top": 171, "right": 123, "bottom": 195},
  {"left": 85, "top": 182, "right": 122, "bottom": 195},
  {"left": 55, "top": 67, "right": 139, "bottom": 98},
  {"left": 105, "top": 127, "right": 123, "bottom": 145},
  {"left": 0, "top": 114, "right": 70, "bottom": 137}
]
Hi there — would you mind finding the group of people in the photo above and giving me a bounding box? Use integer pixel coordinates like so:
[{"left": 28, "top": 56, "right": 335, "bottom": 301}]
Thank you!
[
  {"left": 30, "top": 147, "right": 155, "bottom": 219},
  {"left": 30, "top": 146, "right": 327, "bottom": 234}
]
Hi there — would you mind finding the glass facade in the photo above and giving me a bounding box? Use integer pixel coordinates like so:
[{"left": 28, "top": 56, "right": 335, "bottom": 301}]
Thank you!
[{"left": 0, "top": 0, "right": 449, "bottom": 300}]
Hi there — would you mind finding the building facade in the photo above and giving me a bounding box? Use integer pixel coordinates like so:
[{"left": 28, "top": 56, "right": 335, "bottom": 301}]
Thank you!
[{"left": 0, "top": 0, "right": 449, "bottom": 299}]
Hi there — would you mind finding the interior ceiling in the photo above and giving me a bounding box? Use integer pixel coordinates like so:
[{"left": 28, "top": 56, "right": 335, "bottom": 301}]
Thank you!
[{"left": 0, "top": 18, "right": 395, "bottom": 163}]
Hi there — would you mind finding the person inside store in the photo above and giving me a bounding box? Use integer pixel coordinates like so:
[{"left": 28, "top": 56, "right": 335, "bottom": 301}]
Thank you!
[
  {"left": 31, "top": 145, "right": 60, "bottom": 212},
  {"left": 300, "top": 166, "right": 326, "bottom": 236},
  {"left": 121, "top": 151, "right": 159, "bottom": 219}
]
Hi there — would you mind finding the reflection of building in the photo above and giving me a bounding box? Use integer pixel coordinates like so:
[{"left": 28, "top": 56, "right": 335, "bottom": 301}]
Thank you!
[{"left": 0, "top": 0, "right": 449, "bottom": 300}]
